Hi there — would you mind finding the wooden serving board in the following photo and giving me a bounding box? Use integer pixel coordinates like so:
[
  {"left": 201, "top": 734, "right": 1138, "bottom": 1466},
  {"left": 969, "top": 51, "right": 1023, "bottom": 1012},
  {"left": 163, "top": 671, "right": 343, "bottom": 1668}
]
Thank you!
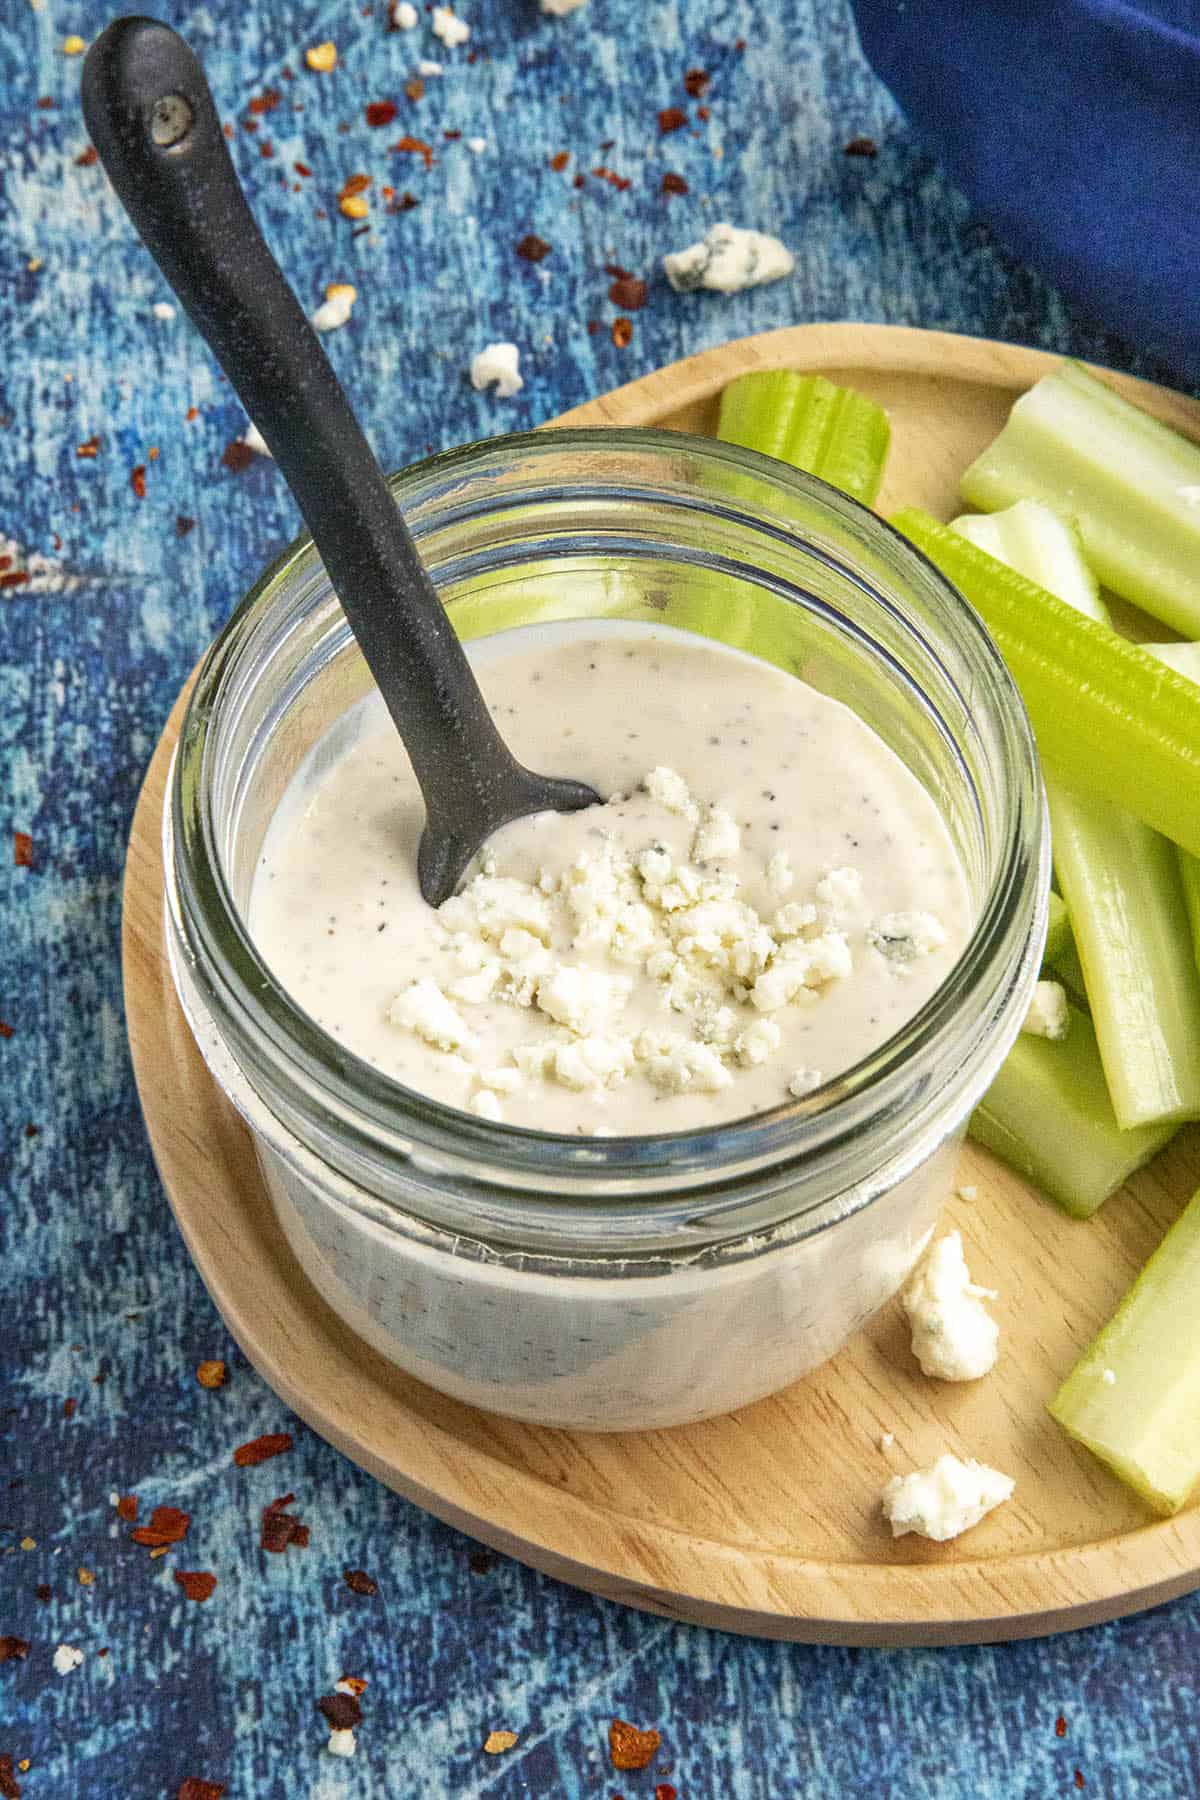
[{"left": 123, "top": 324, "right": 1200, "bottom": 1645}]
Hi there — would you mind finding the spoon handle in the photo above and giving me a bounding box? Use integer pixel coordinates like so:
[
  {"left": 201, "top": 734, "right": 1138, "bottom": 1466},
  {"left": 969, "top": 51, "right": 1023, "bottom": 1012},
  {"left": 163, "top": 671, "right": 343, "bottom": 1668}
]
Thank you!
[{"left": 81, "top": 17, "right": 536, "bottom": 884}]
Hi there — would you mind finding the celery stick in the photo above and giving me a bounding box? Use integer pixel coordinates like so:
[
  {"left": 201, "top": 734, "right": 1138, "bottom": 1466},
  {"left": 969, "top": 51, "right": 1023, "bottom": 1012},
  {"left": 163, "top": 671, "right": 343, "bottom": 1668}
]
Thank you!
[
  {"left": 960, "top": 359, "right": 1200, "bottom": 637},
  {"left": 1050, "top": 1186, "right": 1200, "bottom": 1514},
  {"left": 716, "top": 371, "right": 891, "bottom": 505},
  {"left": 969, "top": 1005, "right": 1177, "bottom": 1219},
  {"left": 890, "top": 510, "right": 1200, "bottom": 857},
  {"left": 1143, "top": 642, "right": 1200, "bottom": 971},
  {"left": 951, "top": 501, "right": 1105, "bottom": 623},
  {"left": 1047, "top": 782, "right": 1200, "bottom": 1128},
  {"left": 1051, "top": 940, "right": 1089, "bottom": 1009},
  {"left": 1044, "top": 889, "right": 1072, "bottom": 966}
]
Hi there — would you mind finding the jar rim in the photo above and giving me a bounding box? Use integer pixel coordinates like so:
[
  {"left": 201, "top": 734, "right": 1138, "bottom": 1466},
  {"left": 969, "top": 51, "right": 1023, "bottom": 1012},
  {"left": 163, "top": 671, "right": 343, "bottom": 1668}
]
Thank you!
[{"left": 169, "top": 427, "right": 1047, "bottom": 1228}]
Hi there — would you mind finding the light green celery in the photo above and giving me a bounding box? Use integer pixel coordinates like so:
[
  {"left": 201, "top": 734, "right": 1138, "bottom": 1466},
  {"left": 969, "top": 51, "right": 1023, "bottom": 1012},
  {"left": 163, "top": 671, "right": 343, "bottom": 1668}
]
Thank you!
[
  {"left": 1051, "top": 940, "right": 1088, "bottom": 1009},
  {"left": 1050, "top": 1186, "right": 1200, "bottom": 1513},
  {"left": 1047, "top": 784, "right": 1200, "bottom": 1127},
  {"left": 951, "top": 501, "right": 1105, "bottom": 622},
  {"left": 960, "top": 358, "right": 1200, "bottom": 637},
  {"left": 716, "top": 371, "right": 891, "bottom": 505},
  {"left": 889, "top": 511, "right": 1200, "bottom": 857},
  {"left": 955, "top": 504, "right": 1200, "bottom": 1128},
  {"left": 1043, "top": 890, "right": 1072, "bottom": 966},
  {"left": 1144, "top": 642, "right": 1200, "bottom": 970},
  {"left": 969, "top": 1005, "right": 1176, "bottom": 1219}
]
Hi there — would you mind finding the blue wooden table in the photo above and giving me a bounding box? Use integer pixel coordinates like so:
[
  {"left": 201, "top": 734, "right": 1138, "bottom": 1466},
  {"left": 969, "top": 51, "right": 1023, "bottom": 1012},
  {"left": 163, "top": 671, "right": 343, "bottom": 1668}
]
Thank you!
[{"left": 3, "top": 0, "right": 1198, "bottom": 1793}]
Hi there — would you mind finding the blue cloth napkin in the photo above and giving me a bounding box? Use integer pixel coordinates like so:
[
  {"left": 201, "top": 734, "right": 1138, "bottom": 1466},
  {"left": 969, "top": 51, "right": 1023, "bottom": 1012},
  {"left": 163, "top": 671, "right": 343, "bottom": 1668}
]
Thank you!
[{"left": 850, "top": 0, "right": 1200, "bottom": 381}]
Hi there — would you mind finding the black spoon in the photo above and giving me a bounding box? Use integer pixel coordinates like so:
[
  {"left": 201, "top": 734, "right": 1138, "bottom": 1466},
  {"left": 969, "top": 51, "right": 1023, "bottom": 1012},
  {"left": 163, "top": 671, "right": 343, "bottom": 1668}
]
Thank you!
[{"left": 82, "top": 17, "right": 599, "bottom": 905}]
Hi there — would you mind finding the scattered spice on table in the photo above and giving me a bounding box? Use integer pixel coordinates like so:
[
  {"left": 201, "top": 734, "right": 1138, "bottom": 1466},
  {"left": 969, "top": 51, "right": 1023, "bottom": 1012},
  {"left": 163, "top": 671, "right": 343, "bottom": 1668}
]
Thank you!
[
  {"left": 62, "top": 1397, "right": 76, "bottom": 1419},
  {"left": 366, "top": 99, "right": 398, "bottom": 126},
  {"left": 609, "top": 1720, "right": 661, "bottom": 1771},
  {"left": 76, "top": 434, "right": 100, "bottom": 457},
  {"left": 174, "top": 1570, "right": 218, "bottom": 1602},
  {"left": 317, "top": 1691, "right": 363, "bottom": 1731},
  {"left": 516, "top": 233, "right": 551, "bottom": 263},
  {"left": 1056, "top": 1716, "right": 1068, "bottom": 1738},
  {"left": 1075, "top": 1775, "right": 1086, "bottom": 1791},
  {"left": 233, "top": 1431, "right": 293, "bottom": 1466},
  {"left": 611, "top": 317, "right": 633, "bottom": 348},
  {"left": 305, "top": 41, "right": 337, "bottom": 72},
  {"left": 483, "top": 1730, "right": 518, "bottom": 1755},
  {"left": 175, "top": 515, "right": 196, "bottom": 537},
  {"left": 683, "top": 67, "right": 709, "bottom": 97},
  {"left": 391, "top": 134, "right": 435, "bottom": 169},
  {"left": 844, "top": 135, "right": 878, "bottom": 157},
  {"left": 0, "top": 1638, "right": 29, "bottom": 1662},
  {"left": 658, "top": 107, "right": 687, "bottom": 134},
  {"left": 13, "top": 834, "right": 32, "bottom": 868},
  {"left": 221, "top": 440, "right": 254, "bottom": 474},
  {"left": 405, "top": 77, "right": 425, "bottom": 102},
  {"left": 177, "top": 1782, "right": 226, "bottom": 1800},
  {"left": 77, "top": 1567, "right": 95, "bottom": 1586},
  {"left": 655, "top": 1786, "right": 677, "bottom": 1800},
  {"left": 549, "top": 150, "right": 570, "bottom": 171},
  {"left": 248, "top": 88, "right": 281, "bottom": 116},
  {"left": 260, "top": 1492, "right": 309, "bottom": 1552},
  {"left": 608, "top": 274, "right": 647, "bottom": 310},
  {"left": 0, "top": 1755, "right": 20, "bottom": 1799},
  {"left": 343, "top": 1568, "right": 378, "bottom": 1595},
  {"left": 468, "top": 1549, "right": 495, "bottom": 1573},
  {"left": 75, "top": 144, "right": 98, "bottom": 166},
  {"left": 661, "top": 172, "right": 688, "bottom": 196},
  {"left": 131, "top": 1504, "right": 190, "bottom": 1548},
  {"left": 34, "top": 1586, "right": 50, "bottom": 1604},
  {"left": 130, "top": 464, "right": 147, "bottom": 499},
  {"left": 196, "top": 1360, "right": 227, "bottom": 1389},
  {"left": 115, "top": 1494, "right": 138, "bottom": 1523}
]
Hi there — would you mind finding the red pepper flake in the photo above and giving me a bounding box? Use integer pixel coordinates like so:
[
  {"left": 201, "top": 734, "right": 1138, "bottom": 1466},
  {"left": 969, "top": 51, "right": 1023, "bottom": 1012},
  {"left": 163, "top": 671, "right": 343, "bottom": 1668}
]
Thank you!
[
  {"left": 516, "top": 233, "right": 551, "bottom": 263},
  {"left": 1056, "top": 1716, "right": 1068, "bottom": 1739},
  {"left": 177, "top": 1783, "right": 226, "bottom": 1800},
  {"left": 131, "top": 1503, "right": 190, "bottom": 1547},
  {"left": 0, "top": 555, "right": 10, "bottom": 570},
  {"left": 338, "top": 171, "right": 372, "bottom": 200},
  {"left": 339, "top": 1675, "right": 367, "bottom": 1696},
  {"left": 404, "top": 77, "right": 425, "bottom": 102},
  {"left": 468, "top": 1549, "right": 495, "bottom": 1573},
  {"left": 148, "top": 446, "right": 160, "bottom": 461},
  {"left": 549, "top": 150, "right": 570, "bottom": 171},
  {"left": 655, "top": 1787, "right": 677, "bottom": 1800},
  {"left": 242, "top": 117, "right": 260, "bottom": 134},
  {"left": 76, "top": 434, "right": 101, "bottom": 458},
  {"left": 683, "top": 67, "right": 710, "bottom": 97},
  {"left": 0, "top": 1021, "right": 14, "bottom": 1039},
  {"left": 36, "top": 96, "right": 55, "bottom": 109},
  {"left": 608, "top": 1721, "right": 661, "bottom": 1771},
  {"left": 75, "top": 144, "right": 98, "bottom": 166},
  {"left": 130, "top": 464, "right": 147, "bottom": 499},
  {"left": 317, "top": 1691, "right": 363, "bottom": 1730},
  {"left": 443, "top": 128, "right": 461, "bottom": 140},
  {"left": 366, "top": 99, "right": 398, "bottom": 127},
  {"left": 116, "top": 1494, "right": 139, "bottom": 1522},
  {"left": 657, "top": 107, "right": 687, "bottom": 134},
  {"left": 259, "top": 141, "right": 274, "bottom": 159},
  {"left": 174, "top": 1569, "right": 218, "bottom": 1602},
  {"left": 343, "top": 1568, "right": 378, "bottom": 1595},
  {"left": 0, "top": 1637, "right": 30, "bottom": 1662},
  {"left": 233, "top": 1431, "right": 293, "bottom": 1466},
  {"left": 13, "top": 833, "right": 32, "bottom": 868},
  {"left": 391, "top": 134, "right": 434, "bottom": 169},
  {"left": 35, "top": 1585, "right": 51, "bottom": 1603},
  {"left": 661, "top": 172, "right": 688, "bottom": 195},
  {"left": 221, "top": 440, "right": 254, "bottom": 475},
  {"left": 24, "top": 1124, "right": 39, "bottom": 1139},
  {"left": 0, "top": 1755, "right": 19, "bottom": 1800},
  {"left": 196, "top": 1360, "right": 226, "bottom": 1389},
  {"left": 611, "top": 317, "right": 633, "bottom": 348},
  {"left": 248, "top": 88, "right": 281, "bottom": 116},
  {"left": 1075, "top": 1775, "right": 1085, "bottom": 1792},
  {"left": 185, "top": 406, "right": 199, "bottom": 422},
  {"left": 175, "top": 515, "right": 196, "bottom": 537},
  {"left": 62, "top": 1396, "right": 76, "bottom": 1419},
  {"left": 697, "top": 104, "right": 710, "bottom": 121},
  {"left": 294, "top": 161, "right": 312, "bottom": 177},
  {"left": 0, "top": 572, "right": 29, "bottom": 589},
  {"left": 844, "top": 135, "right": 878, "bottom": 157},
  {"left": 572, "top": 172, "right": 586, "bottom": 189},
  {"left": 260, "top": 1491, "right": 309, "bottom": 1552},
  {"left": 608, "top": 274, "right": 647, "bottom": 311},
  {"left": 734, "top": 36, "right": 746, "bottom": 50},
  {"left": 223, "top": 122, "right": 235, "bottom": 139}
]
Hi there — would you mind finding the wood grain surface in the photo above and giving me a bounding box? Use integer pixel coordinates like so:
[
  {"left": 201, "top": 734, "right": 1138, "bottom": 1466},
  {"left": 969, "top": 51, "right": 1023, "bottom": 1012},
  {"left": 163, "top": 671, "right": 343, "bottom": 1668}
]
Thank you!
[{"left": 124, "top": 324, "right": 1200, "bottom": 1647}]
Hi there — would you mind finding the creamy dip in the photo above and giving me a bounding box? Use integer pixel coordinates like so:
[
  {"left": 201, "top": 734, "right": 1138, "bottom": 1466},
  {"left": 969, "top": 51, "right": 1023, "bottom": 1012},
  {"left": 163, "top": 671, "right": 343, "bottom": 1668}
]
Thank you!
[{"left": 249, "top": 621, "right": 972, "bottom": 1134}]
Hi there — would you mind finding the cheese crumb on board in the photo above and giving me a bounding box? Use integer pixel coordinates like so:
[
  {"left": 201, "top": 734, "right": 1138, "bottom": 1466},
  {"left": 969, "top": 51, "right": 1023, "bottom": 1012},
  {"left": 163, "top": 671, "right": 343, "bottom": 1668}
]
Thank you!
[
  {"left": 881, "top": 1454, "right": 1014, "bottom": 1541},
  {"left": 902, "top": 1230, "right": 999, "bottom": 1382}
]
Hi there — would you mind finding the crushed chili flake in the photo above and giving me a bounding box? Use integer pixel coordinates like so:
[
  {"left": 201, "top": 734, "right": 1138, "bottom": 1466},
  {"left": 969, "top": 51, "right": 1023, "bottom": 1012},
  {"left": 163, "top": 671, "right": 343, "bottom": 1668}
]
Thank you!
[
  {"left": 260, "top": 1492, "right": 309, "bottom": 1552},
  {"left": 174, "top": 1570, "right": 218, "bottom": 1602},
  {"left": 259, "top": 142, "right": 274, "bottom": 159},
  {"left": 683, "top": 67, "right": 710, "bottom": 97},
  {"left": 62, "top": 1396, "right": 76, "bottom": 1418},
  {"left": 242, "top": 117, "right": 260, "bottom": 133},
  {"left": 223, "top": 122, "right": 235, "bottom": 139},
  {"left": 0, "top": 1755, "right": 19, "bottom": 1800},
  {"left": 0, "top": 1022, "right": 14, "bottom": 1039},
  {"left": 76, "top": 434, "right": 101, "bottom": 457},
  {"left": 391, "top": 134, "right": 434, "bottom": 169},
  {"left": 611, "top": 317, "right": 633, "bottom": 348},
  {"left": 13, "top": 833, "right": 32, "bottom": 868},
  {"left": 294, "top": 161, "right": 312, "bottom": 177},
  {"left": 0, "top": 573, "right": 29, "bottom": 589},
  {"left": 483, "top": 1731, "right": 518, "bottom": 1755},
  {"left": 573, "top": 172, "right": 586, "bottom": 189},
  {"left": 0, "top": 1637, "right": 30, "bottom": 1662},
  {"left": 387, "top": 189, "right": 421, "bottom": 212},
  {"left": 608, "top": 275, "right": 647, "bottom": 311},
  {"left": 196, "top": 1360, "right": 226, "bottom": 1389},
  {"left": 844, "top": 135, "right": 878, "bottom": 157},
  {"left": 339, "top": 1675, "right": 368, "bottom": 1696},
  {"left": 317, "top": 1692, "right": 363, "bottom": 1730},
  {"left": 1075, "top": 1775, "right": 1085, "bottom": 1791},
  {"left": 549, "top": 150, "right": 570, "bottom": 171},
  {"left": 443, "top": 129, "right": 461, "bottom": 139},
  {"left": 516, "top": 233, "right": 551, "bottom": 263},
  {"left": 655, "top": 1787, "right": 676, "bottom": 1800},
  {"left": 175, "top": 514, "right": 196, "bottom": 537},
  {"left": 734, "top": 36, "right": 746, "bottom": 50},
  {"left": 221, "top": 440, "right": 255, "bottom": 475},
  {"left": 130, "top": 464, "right": 147, "bottom": 499},
  {"left": 77, "top": 1567, "right": 94, "bottom": 1585},
  {"left": 404, "top": 77, "right": 425, "bottom": 102},
  {"left": 609, "top": 1721, "right": 661, "bottom": 1771},
  {"left": 657, "top": 107, "right": 687, "bottom": 134},
  {"left": 177, "top": 1783, "right": 226, "bottom": 1800},
  {"left": 75, "top": 144, "right": 98, "bottom": 166},
  {"left": 148, "top": 446, "right": 160, "bottom": 461},
  {"left": 1056, "top": 1717, "right": 1068, "bottom": 1738},
  {"left": 248, "top": 88, "right": 281, "bottom": 115},
  {"left": 36, "top": 96, "right": 55, "bottom": 109},
  {"left": 661, "top": 172, "right": 688, "bottom": 195},
  {"left": 343, "top": 1568, "right": 378, "bottom": 1595},
  {"left": 366, "top": 99, "right": 398, "bottom": 126},
  {"left": 185, "top": 406, "right": 199, "bottom": 421},
  {"left": 697, "top": 104, "right": 710, "bottom": 121},
  {"left": 116, "top": 1494, "right": 138, "bottom": 1522},
  {"left": 603, "top": 262, "right": 631, "bottom": 279},
  {"left": 468, "top": 1549, "right": 495, "bottom": 1573},
  {"left": 338, "top": 172, "right": 372, "bottom": 199},
  {"left": 35, "top": 1585, "right": 51, "bottom": 1602},
  {"left": 132, "top": 1504, "right": 190, "bottom": 1548},
  {"left": 233, "top": 1431, "right": 293, "bottom": 1466},
  {"left": 24, "top": 1124, "right": 38, "bottom": 1139}
]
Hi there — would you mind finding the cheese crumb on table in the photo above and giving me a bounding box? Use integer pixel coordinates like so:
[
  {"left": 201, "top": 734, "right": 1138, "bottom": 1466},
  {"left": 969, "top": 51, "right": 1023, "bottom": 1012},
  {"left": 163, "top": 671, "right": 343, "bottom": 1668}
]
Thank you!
[
  {"left": 53, "top": 1643, "right": 84, "bottom": 1674},
  {"left": 327, "top": 1728, "right": 356, "bottom": 1757},
  {"left": 902, "top": 1230, "right": 999, "bottom": 1382},
  {"left": 663, "top": 223, "right": 795, "bottom": 294},
  {"left": 1021, "top": 978, "right": 1069, "bottom": 1040},
  {"left": 151, "top": 301, "right": 175, "bottom": 321},
  {"left": 882, "top": 1454, "right": 1015, "bottom": 1541},
  {"left": 540, "top": 0, "right": 587, "bottom": 12},
  {"left": 470, "top": 342, "right": 524, "bottom": 398},
  {"left": 391, "top": 0, "right": 419, "bottom": 23},
  {"left": 312, "top": 283, "right": 357, "bottom": 333},
  {"left": 431, "top": 4, "right": 470, "bottom": 45}
]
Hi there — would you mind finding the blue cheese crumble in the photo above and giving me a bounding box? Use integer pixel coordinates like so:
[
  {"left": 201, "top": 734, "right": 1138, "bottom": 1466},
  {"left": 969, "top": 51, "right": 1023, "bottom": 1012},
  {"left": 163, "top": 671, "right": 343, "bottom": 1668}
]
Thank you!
[{"left": 663, "top": 224, "right": 795, "bottom": 295}]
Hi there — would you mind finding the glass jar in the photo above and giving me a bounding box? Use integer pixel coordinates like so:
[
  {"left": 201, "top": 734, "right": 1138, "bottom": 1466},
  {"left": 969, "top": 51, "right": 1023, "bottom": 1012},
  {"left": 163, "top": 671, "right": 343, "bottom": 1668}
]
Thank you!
[{"left": 165, "top": 430, "right": 1047, "bottom": 1431}]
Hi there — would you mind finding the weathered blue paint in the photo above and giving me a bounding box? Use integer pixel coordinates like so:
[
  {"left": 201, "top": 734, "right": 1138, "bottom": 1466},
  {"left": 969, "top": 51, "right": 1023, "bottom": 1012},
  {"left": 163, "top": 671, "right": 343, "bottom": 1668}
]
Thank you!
[{"left": 2, "top": 0, "right": 1198, "bottom": 1793}]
